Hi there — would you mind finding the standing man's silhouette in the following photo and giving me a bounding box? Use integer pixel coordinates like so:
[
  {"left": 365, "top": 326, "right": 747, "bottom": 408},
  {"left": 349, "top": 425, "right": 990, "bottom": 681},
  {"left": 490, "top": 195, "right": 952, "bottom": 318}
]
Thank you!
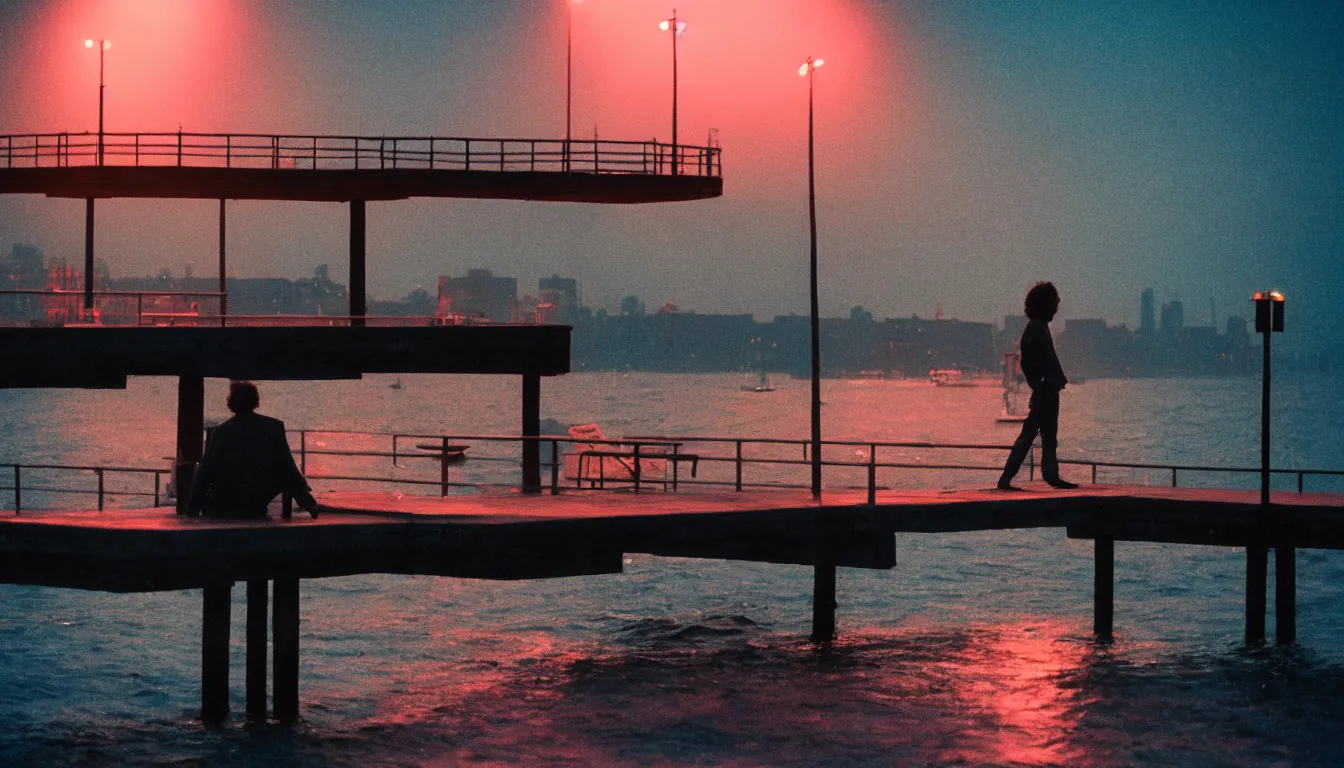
[
  {"left": 998, "top": 282, "right": 1079, "bottom": 490},
  {"left": 188, "top": 381, "right": 321, "bottom": 519}
]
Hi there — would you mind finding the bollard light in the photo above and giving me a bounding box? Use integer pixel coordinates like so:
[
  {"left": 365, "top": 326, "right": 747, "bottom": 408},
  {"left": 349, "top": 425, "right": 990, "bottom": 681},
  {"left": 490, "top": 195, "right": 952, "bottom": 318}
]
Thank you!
[{"left": 1251, "top": 290, "right": 1284, "bottom": 333}]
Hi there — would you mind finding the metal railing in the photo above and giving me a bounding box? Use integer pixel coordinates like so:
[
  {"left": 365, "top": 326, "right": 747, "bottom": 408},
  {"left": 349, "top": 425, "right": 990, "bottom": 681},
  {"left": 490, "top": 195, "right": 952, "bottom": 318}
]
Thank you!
[
  {"left": 5, "top": 430, "right": 1341, "bottom": 514},
  {"left": 0, "top": 289, "right": 226, "bottom": 326},
  {"left": 0, "top": 132, "right": 723, "bottom": 178},
  {"left": 0, "top": 463, "right": 171, "bottom": 513}
]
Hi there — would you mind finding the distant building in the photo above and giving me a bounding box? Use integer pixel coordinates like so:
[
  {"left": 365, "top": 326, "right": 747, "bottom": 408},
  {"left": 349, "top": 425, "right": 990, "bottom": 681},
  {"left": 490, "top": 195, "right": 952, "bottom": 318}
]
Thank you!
[
  {"left": 437, "top": 268, "right": 517, "bottom": 323},
  {"left": 1140, "top": 289, "right": 1156, "bottom": 336},
  {"left": 1160, "top": 300, "right": 1184, "bottom": 336},
  {"left": 1002, "top": 314, "right": 1027, "bottom": 341},
  {"left": 538, "top": 275, "right": 579, "bottom": 324}
]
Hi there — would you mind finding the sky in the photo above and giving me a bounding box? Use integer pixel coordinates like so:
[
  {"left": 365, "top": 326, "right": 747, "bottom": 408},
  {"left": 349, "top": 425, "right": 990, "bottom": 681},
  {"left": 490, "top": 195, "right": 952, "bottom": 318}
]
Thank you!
[{"left": 0, "top": 0, "right": 1341, "bottom": 348}]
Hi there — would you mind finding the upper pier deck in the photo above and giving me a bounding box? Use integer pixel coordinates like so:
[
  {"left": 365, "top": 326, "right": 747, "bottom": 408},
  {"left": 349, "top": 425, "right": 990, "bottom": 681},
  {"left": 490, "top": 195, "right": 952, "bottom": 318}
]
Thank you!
[{"left": 0, "top": 132, "right": 723, "bottom": 203}]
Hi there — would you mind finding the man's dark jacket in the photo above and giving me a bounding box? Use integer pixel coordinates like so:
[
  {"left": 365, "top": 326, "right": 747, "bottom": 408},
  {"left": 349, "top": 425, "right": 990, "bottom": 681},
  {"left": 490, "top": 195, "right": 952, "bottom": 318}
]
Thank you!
[
  {"left": 188, "top": 411, "right": 310, "bottom": 518},
  {"left": 1019, "top": 318, "right": 1067, "bottom": 392}
]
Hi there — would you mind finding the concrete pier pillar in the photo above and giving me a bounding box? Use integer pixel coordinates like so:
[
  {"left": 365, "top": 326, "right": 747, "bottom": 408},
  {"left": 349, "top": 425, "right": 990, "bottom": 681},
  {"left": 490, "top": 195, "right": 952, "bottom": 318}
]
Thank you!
[
  {"left": 84, "top": 197, "right": 95, "bottom": 311},
  {"left": 1094, "top": 536, "right": 1114, "bottom": 641},
  {"left": 521, "top": 374, "right": 541, "bottom": 493},
  {"left": 1276, "top": 546, "right": 1296, "bottom": 645},
  {"left": 349, "top": 200, "right": 366, "bottom": 328},
  {"left": 175, "top": 375, "right": 205, "bottom": 515},
  {"left": 811, "top": 562, "right": 837, "bottom": 643},
  {"left": 273, "top": 576, "right": 300, "bottom": 724},
  {"left": 1246, "top": 543, "right": 1268, "bottom": 645},
  {"left": 246, "top": 580, "right": 269, "bottom": 721},
  {"left": 201, "top": 582, "right": 231, "bottom": 723}
]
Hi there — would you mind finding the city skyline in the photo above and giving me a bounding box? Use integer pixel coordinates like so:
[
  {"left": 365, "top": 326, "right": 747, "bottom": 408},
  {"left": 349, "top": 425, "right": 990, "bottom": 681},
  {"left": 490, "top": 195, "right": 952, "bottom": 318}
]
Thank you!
[{"left": 1, "top": 1, "right": 1340, "bottom": 347}]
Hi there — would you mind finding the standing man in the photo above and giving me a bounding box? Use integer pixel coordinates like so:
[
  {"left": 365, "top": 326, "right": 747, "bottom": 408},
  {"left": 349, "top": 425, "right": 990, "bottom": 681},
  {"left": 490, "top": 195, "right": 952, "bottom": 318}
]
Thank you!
[
  {"left": 997, "top": 281, "right": 1079, "bottom": 490},
  {"left": 188, "top": 380, "right": 321, "bottom": 518}
]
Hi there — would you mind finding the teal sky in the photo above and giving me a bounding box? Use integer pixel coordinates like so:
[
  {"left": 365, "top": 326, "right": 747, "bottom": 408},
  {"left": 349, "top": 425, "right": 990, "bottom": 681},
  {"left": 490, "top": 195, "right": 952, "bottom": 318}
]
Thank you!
[{"left": 0, "top": 0, "right": 1340, "bottom": 349}]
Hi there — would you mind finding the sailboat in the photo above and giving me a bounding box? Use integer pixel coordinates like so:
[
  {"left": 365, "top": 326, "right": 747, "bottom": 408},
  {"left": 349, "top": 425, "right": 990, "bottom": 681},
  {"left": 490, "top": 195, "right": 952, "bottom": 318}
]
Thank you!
[{"left": 996, "top": 352, "right": 1028, "bottom": 423}]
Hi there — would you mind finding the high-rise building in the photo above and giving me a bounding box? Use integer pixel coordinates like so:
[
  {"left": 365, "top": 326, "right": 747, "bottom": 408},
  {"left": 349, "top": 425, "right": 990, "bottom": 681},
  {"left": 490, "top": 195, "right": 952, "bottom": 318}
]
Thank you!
[
  {"left": 437, "top": 269, "right": 517, "bottom": 323},
  {"left": 1140, "top": 288, "right": 1156, "bottom": 336},
  {"left": 538, "top": 274, "right": 579, "bottom": 323},
  {"left": 1159, "top": 300, "right": 1184, "bottom": 336}
]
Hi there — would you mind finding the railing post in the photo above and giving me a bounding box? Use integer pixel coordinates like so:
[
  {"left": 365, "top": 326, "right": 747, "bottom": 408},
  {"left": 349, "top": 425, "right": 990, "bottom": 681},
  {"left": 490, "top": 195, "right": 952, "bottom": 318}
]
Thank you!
[
  {"left": 429, "top": 137, "right": 435, "bottom": 169},
  {"left": 177, "top": 129, "right": 182, "bottom": 167},
  {"left": 154, "top": 471, "right": 161, "bottom": 507},
  {"left": 299, "top": 431, "right": 307, "bottom": 474},
  {"left": 735, "top": 441, "right": 743, "bottom": 492},
  {"left": 379, "top": 137, "right": 385, "bottom": 169},
  {"left": 96, "top": 469, "right": 104, "bottom": 510},
  {"left": 867, "top": 444, "right": 877, "bottom": 505},
  {"left": 134, "top": 134, "right": 139, "bottom": 165},
  {"left": 440, "top": 436, "right": 449, "bottom": 497},
  {"left": 633, "top": 444, "right": 642, "bottom": 494},
  {"left": 499, "top": 141, "right": 505, "bottom": 171},
  {"left": 272, "top": 136, "right": 279, "bottom": 169},
  {"left": 226, "top": 135, "right": 231, "bottom": 168},
  {"left": 312, "top": 136, "right": 318, "bottom": 169},
  {"left": 1172, "top": 468, "right": 1178, "bottom": 487},
  {"left": 391, "top": 434, "right": 398, "bottom": 467},
  {"left": 1091, "top": 463, "right": 1097, "bottom": 484},
  {"left": 464, "top": 139, "right": 471, "bottom": 171},
  {"left": 13, "top": 465, "right": 19, "bottom": 514},
  {"left": 1298, "top": 472, "right": 1304, "bottom": 493},
  {"left": 530, "top": 140, "right": 536, "bottom": 172},
  {"left": 551, "top": 440, "right": 559, "bottom": 495},
  {"left": 354, "top": 138, "right": 360, "bottom": 170},
  {"left": 593, "top": 139, "right": 598, "bottom": 173},
  {"left": 392, "top": 138, "right": 397, "bottom": 169}
]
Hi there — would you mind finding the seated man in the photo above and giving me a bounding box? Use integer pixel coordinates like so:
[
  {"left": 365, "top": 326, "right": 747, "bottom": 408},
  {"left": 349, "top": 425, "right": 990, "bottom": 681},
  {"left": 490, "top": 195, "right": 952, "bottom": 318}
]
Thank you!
[{"left": 187, "top": 380, "right": 320, "bottom": 519}]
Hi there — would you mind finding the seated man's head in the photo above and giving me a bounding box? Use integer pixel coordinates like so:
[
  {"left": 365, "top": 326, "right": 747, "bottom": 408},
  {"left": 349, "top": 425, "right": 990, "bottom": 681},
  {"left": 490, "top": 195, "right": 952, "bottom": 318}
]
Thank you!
[
  {"left": 227, "top": 380, "right": 260, "bottom": 414},
  {"left": 1024, "top": 281, "right": 1060, "bottom": 322}
]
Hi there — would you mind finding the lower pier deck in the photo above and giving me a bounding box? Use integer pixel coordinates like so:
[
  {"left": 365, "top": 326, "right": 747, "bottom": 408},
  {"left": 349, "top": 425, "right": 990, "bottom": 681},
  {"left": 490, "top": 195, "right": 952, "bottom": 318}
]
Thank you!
[
  {"left": 4, "top": 483, "right": 1342, "bottom": 723},
  {"left": 4, "top": 484, "right": 1342, "bottom": 592}
]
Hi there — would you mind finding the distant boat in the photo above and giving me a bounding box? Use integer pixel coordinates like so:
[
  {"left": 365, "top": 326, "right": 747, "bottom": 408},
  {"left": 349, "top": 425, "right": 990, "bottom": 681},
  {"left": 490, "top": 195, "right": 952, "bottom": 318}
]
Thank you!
[
  {"left": 389, "top": 377, "right": 403, "bottom": 390},
  {"left": 996, "top": 352, "right": 1029, "bottom": 423},
  {"left": 741, "top": 371, "right": 775, "bottom": 393}
]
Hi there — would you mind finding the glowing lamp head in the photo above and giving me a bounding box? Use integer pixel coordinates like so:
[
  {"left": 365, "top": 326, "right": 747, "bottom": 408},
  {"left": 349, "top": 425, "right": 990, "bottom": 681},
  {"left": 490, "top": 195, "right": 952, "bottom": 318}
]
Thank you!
[
  {"left": 1250, "top": 291, "right": 1286, "bottom": 333},
  {"left": 799, "top": 57, "right": 824, "bottom": 76},
  {"left": 85, "top": 39, "right": 94, "bottom": 48},
  {"left": 660, "top": 19, "right": 686, "bottom": 34},
  {"left": 659, "top": 20, "right": 670, "bottom": 31}
]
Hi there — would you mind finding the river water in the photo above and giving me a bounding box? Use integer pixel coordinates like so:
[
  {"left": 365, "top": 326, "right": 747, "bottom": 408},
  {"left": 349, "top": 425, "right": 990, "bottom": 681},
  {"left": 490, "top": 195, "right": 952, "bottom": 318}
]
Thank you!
[{"left": 2, "top": 372, "right": 1343, "bottom": 766}]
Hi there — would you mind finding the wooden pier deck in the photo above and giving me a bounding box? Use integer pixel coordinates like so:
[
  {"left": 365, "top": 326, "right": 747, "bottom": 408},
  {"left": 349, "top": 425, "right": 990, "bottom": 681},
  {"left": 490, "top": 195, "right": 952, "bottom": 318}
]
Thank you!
[{"left": 3, "top": 483, "right": 1342, "bottom": 723}]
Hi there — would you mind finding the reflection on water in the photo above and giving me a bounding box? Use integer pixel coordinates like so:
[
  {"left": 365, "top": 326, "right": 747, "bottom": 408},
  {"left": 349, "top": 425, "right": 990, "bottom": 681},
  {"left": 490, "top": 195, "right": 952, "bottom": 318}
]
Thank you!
[{"left": 2, "top": 373, "right": 1344, "bottom": 765}]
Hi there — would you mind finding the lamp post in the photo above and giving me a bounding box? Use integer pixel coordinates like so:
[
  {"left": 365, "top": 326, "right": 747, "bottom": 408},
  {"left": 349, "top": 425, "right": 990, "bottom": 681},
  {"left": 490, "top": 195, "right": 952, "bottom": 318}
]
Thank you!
[
  {"left": 1249, "top": 290, "right": 1287, "bottom": 645},
  {"left": 800, "top": 55, "right": 824, "bottom": 500},
  {"left": 85, "top": 38, "right": 110, "bottom": 166},
  {"left": 566, "top": 1, "right": 575, "bottom": 172},
  {"left": 659, "top": 10, "right": 686, "bottom": 175}
]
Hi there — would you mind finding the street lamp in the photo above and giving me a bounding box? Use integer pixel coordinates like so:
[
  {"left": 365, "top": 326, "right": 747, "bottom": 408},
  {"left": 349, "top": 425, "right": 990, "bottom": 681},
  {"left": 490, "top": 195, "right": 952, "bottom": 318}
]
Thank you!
[
  {"left": 85, "top": 38, "right": 111, "bottom": 166},
  {"left": 659, "top": 10, "right": 686, "bottom": 174},
  {"left": 800, "top": 55, "right": 823, "bottom": 500},
  {"left": 1248, "top": 289, "right": 1287, "bottom": 645},
  {"left": 566, "top": 1, "right": 579, "bottom": 172}
]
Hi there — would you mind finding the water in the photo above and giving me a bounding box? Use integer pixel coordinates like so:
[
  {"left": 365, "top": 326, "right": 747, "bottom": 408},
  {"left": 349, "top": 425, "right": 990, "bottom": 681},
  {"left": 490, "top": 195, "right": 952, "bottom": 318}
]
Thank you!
[{"left": 2, "top": 372, "right": 1343, "bottom": 766}]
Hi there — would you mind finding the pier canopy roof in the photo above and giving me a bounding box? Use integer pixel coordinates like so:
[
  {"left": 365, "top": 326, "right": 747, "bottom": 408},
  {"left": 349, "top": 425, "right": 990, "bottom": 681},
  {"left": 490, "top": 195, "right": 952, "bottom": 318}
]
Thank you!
[{"left": 0, "top": 133, "right": 723, "bottom": 203}]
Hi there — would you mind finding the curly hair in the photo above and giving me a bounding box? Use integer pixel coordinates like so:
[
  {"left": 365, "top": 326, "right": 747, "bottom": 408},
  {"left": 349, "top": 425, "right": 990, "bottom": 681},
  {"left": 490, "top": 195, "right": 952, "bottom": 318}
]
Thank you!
[
  {"left": 226, "top": 380, "right": 260, "bottom": 414},
  {"left": 1024, "top": 281, "right": 1060, "bottom": 321}
]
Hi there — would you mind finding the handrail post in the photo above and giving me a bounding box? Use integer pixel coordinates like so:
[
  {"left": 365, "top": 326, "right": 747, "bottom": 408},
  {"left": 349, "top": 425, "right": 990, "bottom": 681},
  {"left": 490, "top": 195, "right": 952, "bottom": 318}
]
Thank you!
[
  {"left": 867, "top": 444, "right": 877, "bottom": 505},
  {"left": 1298, "top": 472, "right": 1304, "bottom": 493},
  {"left": 551, "top": 440, "right": 559, "bottom": 495},
  {"left": 177, "top": 129, "right": 182, "bottom": 167},
  {"left": 154, "top": 471, "right": 161, "bottom": 507},
  {"left": 464, "top": 139, "right": 471, "bottom": 171},
  {"left": 13, "top": 465, "right": 19, "bottom": 514},
  {"left": 499, "top": 141, "right": 505, "bottom": 171},
  {"left": 429, "top": 137, "right": 435, "bottom": 169},
  {"left": 97, "top": 469, "right": 105, "bottom": 510},
  {"left": 1091, "top": 463, "right": 1097, "bottom": 484},
  {"left": 226, "top": 135, "right": 231, "bottom": 168},
  {"left": 312, "top": 136, "right": 318, "bottom": 169},
  {"left": 735, "top": 440, "right": 743, "bottom": 492},
  {"left": 440, "top": 437, "right": 449, "bottom": 496},
  {"left": 379, "top": 137, "right": 385, "bottom": 169},
  {"left": 633, "top": 443, "right": 642, "bottom": 494},
  {"left": 391, "top": 434, "right": 398, "bottom": 466},
  {"left": 299, "top": 431, "right": 307, "bottom": 474},
  {"left": 1172, "top": 468, "right": 1178, "bottom": 487},
  {"left": 135, "top": 133, "right": 139, "bottom": 166}
]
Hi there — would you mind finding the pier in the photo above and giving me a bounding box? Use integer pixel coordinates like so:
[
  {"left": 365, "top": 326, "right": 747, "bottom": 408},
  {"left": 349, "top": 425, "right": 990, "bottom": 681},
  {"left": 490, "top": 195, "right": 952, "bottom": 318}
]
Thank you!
[{"left": 3, "top": 484, "right": 1343, "bottom": 723}]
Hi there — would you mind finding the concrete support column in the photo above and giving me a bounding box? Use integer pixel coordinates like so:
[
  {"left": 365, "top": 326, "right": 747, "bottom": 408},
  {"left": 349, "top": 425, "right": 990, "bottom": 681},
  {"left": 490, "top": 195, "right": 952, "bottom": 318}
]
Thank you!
[
  {"left": 1276, "top": 546, "right": 1296, "bottom": 645},
  {"left": 273, "top": 576, "right": 300, "bottom": 724},
  {"left": 1094, "top": 536, "right": 1114, "bottom": 641},
  {"left": 246, "top": 580, "right": 269, "bottom": 721},
  {"left": 1246, "top": 543, "right": 1268, "bottom": 645},
  {"left": 521, "top": 374, "right": 541, "bottom": 493},
  {"left": 176, "top": 375, "right": 205, "bottom": 515},
  {"left": 811, "top": 562, "right": 836, "bottom": 643},
  {"left": 349, "top": 200, "right": 366, "bottom": 328},
  {"left": 201, "top": 582, "right": 231, "bottom": 723},
  {"left": 84, "top": 197, "right": 95, "bottom": 311}
]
